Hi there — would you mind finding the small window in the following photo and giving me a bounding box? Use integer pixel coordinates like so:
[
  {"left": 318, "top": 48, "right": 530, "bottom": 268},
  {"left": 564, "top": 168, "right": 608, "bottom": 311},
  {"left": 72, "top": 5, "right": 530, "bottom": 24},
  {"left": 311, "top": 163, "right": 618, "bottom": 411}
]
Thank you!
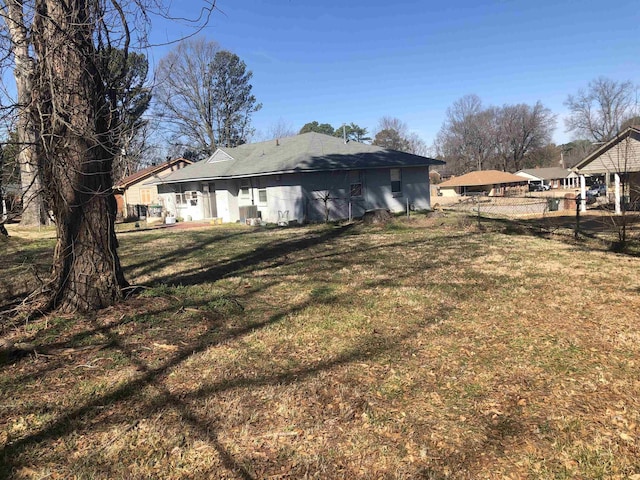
[
  {"left": 140, "top": 188, "right": 152, "bottom": 204},
  {"left": 175, "top": 193, "right": 186, "bottom": 205},
  {"left": 350, "top": 170, "right": 363, "bottom": 198},
  {"left": 240, "top": 181, "right": 250, "bottom": 199},
  {"left": 258, "top": 189, "right": 267, "bottom": 204},
  {"left": 390, "top": 168, "right": 402, "bottom": 196},
  {"left": 189, "top": 191, "right": 198, "bottom": 206}
]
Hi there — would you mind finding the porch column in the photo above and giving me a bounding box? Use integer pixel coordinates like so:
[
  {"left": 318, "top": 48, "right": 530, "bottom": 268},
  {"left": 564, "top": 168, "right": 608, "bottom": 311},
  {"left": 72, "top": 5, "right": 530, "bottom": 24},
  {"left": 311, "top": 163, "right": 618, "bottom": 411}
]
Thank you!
[
  {"left": 580, "top": 175, "right": 587, "bottom": 212},
  {"left": 614, "top": 173, "right": 621, "bottom": 215}
]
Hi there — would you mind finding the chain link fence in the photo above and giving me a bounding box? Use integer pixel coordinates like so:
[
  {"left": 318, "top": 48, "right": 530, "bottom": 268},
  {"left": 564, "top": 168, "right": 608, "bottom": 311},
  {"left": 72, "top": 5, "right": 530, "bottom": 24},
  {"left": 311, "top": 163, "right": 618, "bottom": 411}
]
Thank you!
[{"left": 441, "top": 194, "right": 574, "bottom": 219}]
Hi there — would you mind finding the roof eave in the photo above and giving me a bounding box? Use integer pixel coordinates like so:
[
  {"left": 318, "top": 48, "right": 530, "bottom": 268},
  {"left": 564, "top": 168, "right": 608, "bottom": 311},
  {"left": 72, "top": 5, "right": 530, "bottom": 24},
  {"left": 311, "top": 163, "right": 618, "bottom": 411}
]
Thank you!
[
  {"left": 148, "top": 160, "right": 445, "bottom": 185},
  {"left": 114, "top": 158, "right": 193, "bottom": 188},
  {"left": 573, "top": 127, "right": 640, "bottom": 171}
]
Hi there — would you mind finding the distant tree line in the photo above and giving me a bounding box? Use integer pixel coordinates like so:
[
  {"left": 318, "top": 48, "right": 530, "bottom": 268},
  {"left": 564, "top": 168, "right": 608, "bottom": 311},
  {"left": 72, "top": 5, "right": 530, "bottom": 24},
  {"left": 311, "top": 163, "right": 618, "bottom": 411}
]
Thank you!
[
  {"left": 298, "top": 121, "right": 371, "bottom": 143},
  {"left": 434, "top": 94, "right": 557, "bottom": 175},
  {"left": 296, "top": 117, "right": 430, "bottom": 156},
  {"left": 435, "top": 78, "right": 638, "bottom": 175}
]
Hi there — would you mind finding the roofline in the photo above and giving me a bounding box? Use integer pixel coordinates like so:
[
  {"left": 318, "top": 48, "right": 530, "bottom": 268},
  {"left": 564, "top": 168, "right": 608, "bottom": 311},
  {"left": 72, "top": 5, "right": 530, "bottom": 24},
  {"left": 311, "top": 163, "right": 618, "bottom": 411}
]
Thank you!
[
  {"left": 114, "top": 157, "right": 193, "bottom": 189},
  {"left": 573, "top": 126, "right": 640, "bottom": 171},
  {"left": 144, "top": 161, "right": 445, "bottom": 186},
  {"left": 440, "top": 180, "right": 527, "bottom": 187}
]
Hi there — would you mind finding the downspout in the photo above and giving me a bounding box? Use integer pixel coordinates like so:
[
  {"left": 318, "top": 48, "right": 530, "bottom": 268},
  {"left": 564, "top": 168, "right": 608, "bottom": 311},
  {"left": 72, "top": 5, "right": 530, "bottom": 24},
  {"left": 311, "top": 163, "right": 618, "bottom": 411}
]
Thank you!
[{"left": 615, "top": 173, "right": 621, "bottom": 215}]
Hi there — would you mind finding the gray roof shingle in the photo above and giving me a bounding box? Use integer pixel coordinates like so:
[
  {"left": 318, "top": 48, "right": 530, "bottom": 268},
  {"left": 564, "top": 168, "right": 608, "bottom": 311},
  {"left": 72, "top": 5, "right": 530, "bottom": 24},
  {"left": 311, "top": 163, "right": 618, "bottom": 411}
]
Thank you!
[
  {"left": 515, "top": 167, "right": 573, "bottom": 180},
  {"left": 145, "top": 132, "right": 445, "bottom": 185}
]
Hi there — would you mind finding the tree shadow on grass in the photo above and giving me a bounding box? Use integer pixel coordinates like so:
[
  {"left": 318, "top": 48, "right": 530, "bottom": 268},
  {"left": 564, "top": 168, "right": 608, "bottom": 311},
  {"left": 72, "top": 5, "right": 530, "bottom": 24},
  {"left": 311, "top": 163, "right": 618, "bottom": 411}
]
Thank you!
[
  {"left": 152, "top": 225, "right": 480, "bottom": 289},
  {"left": 0, "top": 241, "right": 54, "bottom": 321},
  {"left": 149, "top": 224, "right": 357, "bottom": 287},
  {"left": 0, "top": 274, "right": 458, "bottom": 479},
  {"left": 1, "top": 223, "right": 492, "bottom": 478},
  {"left": 475, "top": 213, "right": 640, "bottom": 256},
  {"left": 120, "top": 228, "right": 254, "bottom": 281}
]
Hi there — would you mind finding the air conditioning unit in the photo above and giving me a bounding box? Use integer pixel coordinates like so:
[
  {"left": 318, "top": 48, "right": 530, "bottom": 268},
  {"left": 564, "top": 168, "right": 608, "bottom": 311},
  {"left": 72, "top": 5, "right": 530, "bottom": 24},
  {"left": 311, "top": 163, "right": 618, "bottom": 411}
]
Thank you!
[{"left": 239, "top": 205, "right": 258, "bottom": 223}]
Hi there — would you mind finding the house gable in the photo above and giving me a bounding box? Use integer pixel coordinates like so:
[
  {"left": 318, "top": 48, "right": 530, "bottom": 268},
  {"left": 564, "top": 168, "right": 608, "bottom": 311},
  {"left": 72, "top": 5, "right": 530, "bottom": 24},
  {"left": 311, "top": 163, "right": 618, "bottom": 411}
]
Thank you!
[
  {"left": 207, "top": 149, "right": 234, "bottom": 163},
  {"left": 574, "top": 127, "right": 640, "bottom": 174}
]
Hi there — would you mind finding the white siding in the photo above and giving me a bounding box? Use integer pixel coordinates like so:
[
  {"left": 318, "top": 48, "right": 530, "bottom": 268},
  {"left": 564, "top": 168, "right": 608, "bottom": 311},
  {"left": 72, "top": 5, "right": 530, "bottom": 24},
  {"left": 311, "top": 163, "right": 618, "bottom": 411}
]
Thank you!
[{"left": 156, "top": 166, "right": 433, "bottom": 224}]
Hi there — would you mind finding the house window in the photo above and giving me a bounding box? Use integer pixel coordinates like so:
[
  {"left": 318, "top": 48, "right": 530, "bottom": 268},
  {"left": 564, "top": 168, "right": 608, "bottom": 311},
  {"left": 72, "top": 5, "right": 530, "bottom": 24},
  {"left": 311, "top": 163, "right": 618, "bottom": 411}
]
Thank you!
[
  {"left": 140, "top": 188, "right": 152, "bottom": 204},
  {"left": 189, "top": 191, "right": 198, "bottom": 206},
  {"left": 258, "top": 189, "right": 267, "bottom": 204},
  {"left": 175, "top": 193, "right": 186, "bottom": 206},
  {"left": 350, "top": 170, "right": 363, "bottom": 198},
  {"left": 240, "top": 181, "right": 250, "bottom": 200},
  {"left": 390, "top": 168, "right": 402, "bottom": 196}
]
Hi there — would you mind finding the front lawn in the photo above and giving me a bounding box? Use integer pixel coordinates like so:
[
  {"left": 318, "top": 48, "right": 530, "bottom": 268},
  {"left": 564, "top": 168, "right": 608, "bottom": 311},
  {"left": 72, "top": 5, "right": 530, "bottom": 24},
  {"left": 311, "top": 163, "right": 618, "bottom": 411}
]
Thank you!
[{"left": 1, "top": 216, "right": 639, "bottom": 479}]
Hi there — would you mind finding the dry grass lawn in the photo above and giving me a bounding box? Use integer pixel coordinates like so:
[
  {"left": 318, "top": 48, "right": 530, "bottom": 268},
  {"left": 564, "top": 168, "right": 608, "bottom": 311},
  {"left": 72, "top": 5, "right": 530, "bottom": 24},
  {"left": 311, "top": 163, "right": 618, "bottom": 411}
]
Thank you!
[{"left": 1, "top": 214, "right": 640, "bottom": 479}]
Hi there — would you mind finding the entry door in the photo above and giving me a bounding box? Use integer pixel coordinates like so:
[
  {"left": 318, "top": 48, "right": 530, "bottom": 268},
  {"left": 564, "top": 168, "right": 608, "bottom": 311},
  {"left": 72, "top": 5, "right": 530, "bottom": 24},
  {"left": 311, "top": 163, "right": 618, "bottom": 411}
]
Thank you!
[{"left": 202, "top": 183, "right": 218, "bottom": 218}]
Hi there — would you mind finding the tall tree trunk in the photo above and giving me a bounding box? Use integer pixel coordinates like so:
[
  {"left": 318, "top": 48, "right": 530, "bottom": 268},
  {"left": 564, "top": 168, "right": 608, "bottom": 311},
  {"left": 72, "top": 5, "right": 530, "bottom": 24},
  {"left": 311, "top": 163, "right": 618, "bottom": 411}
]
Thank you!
[
  {"left": 32, "top": 0, "right": 128, "bottom": 312},
  {"left": 0, "top": 145, "right": 8, "bottom": 236},
  {"left": 5, "top": 0, "right": 47, "bottom": 227}
]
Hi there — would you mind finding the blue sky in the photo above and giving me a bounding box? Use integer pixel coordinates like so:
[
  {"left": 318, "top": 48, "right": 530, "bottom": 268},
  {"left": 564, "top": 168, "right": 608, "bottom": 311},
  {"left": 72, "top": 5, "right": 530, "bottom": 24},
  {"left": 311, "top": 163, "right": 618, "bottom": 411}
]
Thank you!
[{"left": 150, "top": 0, "right": 639, "bottom": 147}]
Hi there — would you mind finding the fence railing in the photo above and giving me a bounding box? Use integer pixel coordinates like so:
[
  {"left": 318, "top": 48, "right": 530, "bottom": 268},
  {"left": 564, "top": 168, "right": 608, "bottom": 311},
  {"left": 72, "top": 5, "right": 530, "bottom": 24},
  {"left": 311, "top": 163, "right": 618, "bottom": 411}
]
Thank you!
[{"left": 442, "top": 195, "right": 574, "bottom": 219}]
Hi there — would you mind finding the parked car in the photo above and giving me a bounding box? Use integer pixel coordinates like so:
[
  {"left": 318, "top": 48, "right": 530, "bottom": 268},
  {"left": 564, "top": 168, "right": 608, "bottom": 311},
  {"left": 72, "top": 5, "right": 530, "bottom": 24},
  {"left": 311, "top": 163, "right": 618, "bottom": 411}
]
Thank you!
[
  {"left": 587, "top": 184, "right": 606, "bottom": 197},
  {"left": 529, "top": 182, "right": 550, "bottom": 192},
  {"left": 577, "top": 192, "right": 597, "bottom": 205}
]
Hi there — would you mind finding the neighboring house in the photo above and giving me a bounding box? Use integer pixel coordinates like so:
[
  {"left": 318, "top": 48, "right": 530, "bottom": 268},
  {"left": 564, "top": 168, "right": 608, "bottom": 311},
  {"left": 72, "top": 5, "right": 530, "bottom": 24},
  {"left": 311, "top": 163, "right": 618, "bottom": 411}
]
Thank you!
[
  {"left": 438, "top": 170, "right": 528, "bottom": 197},
  {"left": 573, "top": 126, "right": 640, "bottom": 214},
  {"left": 113, "top": 158, "right": 193, "bottom": 219},
  {"left": 515, "top": 167, "right": 579, "bottom": 189},
  {"left": 144, "top": 132, "right": 445, "bottom": 223}
]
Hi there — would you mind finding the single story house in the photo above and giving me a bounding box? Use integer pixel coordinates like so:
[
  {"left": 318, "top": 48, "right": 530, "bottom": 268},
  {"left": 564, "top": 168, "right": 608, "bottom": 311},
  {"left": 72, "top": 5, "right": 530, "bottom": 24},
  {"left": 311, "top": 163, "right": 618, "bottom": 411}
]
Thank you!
[
  {"left": 113, "top": 158, "right": 192, "bottom": 220},
  {"left": 438, "top": 170, "right": 528, "bottom": 197},
  {"left": 144, "top": 132, "right": 445, "bottom": 223},
  {"left": 573, "top": 125, "right": 640, "bottom": 214},
  {"left": 515, "top": 167, "right": 579, "bottom": 189}
]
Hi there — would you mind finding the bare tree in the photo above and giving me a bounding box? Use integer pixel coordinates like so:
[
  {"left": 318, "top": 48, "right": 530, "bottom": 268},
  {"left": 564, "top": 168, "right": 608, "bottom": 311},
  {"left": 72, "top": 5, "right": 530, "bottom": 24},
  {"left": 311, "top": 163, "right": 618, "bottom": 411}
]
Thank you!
[
  {"left": 435, "top": 96, "right": 556, "bottom": 174},
  {"left": 434, "top": 94, "right": 496, "bottom": 174},
  {"left": 3, "top": 0, "right": 47, "bottom": 226},
  {"left": 373, "top": 116, "right": 427, "bottom": 154},
  {"left": 565, "top": 77, "right": 638, "bottom": 143},
  {"left": 28, "top": 0, "right": 132, "bottom": 311},
  {"left": 264, "top": 118, "right": 296, "bottom": 140},
  {"left": 405, "top": 132, "right": 429, "bottom": 156},
  {"left": 376, "top": 116, "right": 408, "bottom": 135},
  {"left": 0, "top": 0, "right": 215, "bottom": 312},
  {"left": 0, "top": 143, "right": 8, "bottom": 236},
  {"left": 155, "top": 38, "right": 260, "bottom": 155},
  {"left": 154, "top": 38, "right": 220, "bottom": 155},
  {"left": 496, "top": 102, "right": 556, "bottom": 172}
]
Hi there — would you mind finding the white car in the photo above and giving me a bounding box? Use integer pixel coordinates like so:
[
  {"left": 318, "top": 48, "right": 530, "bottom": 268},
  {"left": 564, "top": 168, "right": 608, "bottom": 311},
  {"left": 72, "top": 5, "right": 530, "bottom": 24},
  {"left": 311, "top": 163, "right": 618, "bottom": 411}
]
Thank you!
[{"left": 587, "top": 184, "right": 606, "bottom": 197}]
